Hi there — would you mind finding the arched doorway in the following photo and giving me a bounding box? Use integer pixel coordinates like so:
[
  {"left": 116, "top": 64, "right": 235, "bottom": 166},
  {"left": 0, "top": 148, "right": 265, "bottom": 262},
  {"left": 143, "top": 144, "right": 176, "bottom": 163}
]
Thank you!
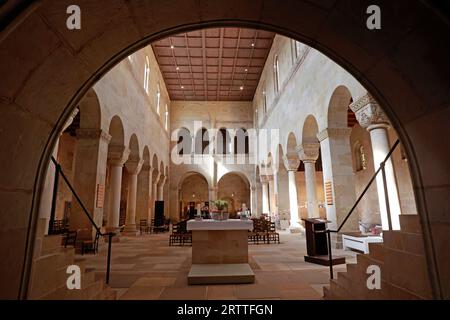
[
  {"left": 178, "top": 172, "right": 209, "bottom": 220},
  {"left": 217, "top": 172, "right": 251, "bottom": 217},
  {"left": 0, "top": 1, "right": 446, "bottom": 299}
]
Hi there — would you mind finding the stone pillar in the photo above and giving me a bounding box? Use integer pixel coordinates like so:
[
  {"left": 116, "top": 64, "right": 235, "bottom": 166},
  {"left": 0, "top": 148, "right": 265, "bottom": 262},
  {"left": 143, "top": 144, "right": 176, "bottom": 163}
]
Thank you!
[
  {"left": 136, "top": 164, "right": 153, "bottom": 223},
  {"left": 123, "top": 158, "right": 143, "bottom": 235},
  {"left": 317, "top": 127, "right": 358, "bottom": 246},
  {"left": 157, "top": 174, "right": 166, "bottom": 201},
  {"left": 151, "top": 171, "right": 160, "bottom": 220},
  {"left": 351, "top": 93, "right": 402, "bottom": 230},
  {"left": 106, "top": 146, "right": 130, "bottom": 231},
  {"left": 268, "top": 174, "right": 277, "bottom": 218},
  {"left": 298, "top": 143, "right": 320, "bottom": 218},
  {"left": 260, "top": 176, "right": 270, "bottom": 214},
  {"left": 283, "top": 156, "right": 303, "bottom": 232},
  {"left": 39, "top": 141, "right": 60, "bottom": 235},
  {"left": 70, "top": 129, "right": 111, "bottom": 237}
]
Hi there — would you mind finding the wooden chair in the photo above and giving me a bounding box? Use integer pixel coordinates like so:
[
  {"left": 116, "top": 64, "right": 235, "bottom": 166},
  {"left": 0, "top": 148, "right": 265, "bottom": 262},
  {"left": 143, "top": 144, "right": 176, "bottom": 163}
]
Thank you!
[
  {"left": 266, "top": 222, "right": 280, "bottom": 244},
  {"left": 81, "top": 231, "right": 100, "bottom": 255},
  {"left": 139, "top": 219, "right": 149, "bottom": 235},
  {"left": 63, "top": 231, "right": 77, "bottom": 248}
]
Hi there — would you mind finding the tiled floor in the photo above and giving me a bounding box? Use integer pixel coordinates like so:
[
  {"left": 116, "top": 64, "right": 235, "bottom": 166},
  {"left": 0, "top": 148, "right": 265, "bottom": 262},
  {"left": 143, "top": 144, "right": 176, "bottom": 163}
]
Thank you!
[{"left": 80, "top": 230, "right": 356, "bottom": 300}]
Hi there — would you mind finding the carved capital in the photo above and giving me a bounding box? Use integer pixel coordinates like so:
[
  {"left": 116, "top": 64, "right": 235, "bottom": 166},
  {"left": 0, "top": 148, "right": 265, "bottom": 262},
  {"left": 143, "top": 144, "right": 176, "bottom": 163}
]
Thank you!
[
  {"left": 108, "top": 145, "right": 130, "bottom": 166},
  {"left": 125, "top": 158, "right": 143, "bottom": 175},
  {"left": 282, "top": 154, "right": 300, "bottom": 171},
  {"left": 350, "top": 93, "right": 390, "bottom": 129},
  {"left": 141, "top": 163, "right": 153, "bottom": 172},
  {"left": 297, "top": 143, "right": 320, "bottom": 162},
  {"left": 76, "top": 128, "right": 111, "bottom": 143},
  {"left": 158, "top": 174, "right": 167, "bottom": 187}
]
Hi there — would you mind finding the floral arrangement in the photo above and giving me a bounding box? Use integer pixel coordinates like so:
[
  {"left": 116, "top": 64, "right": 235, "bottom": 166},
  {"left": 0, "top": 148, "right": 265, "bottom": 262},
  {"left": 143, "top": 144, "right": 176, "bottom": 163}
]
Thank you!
[{"left": 213, "top": 199, "right": 228, "bottom": 212}]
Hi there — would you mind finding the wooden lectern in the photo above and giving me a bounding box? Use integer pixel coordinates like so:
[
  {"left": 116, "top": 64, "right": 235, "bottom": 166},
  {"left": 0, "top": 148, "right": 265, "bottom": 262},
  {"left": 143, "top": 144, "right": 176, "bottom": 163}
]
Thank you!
[{"left": 302, "top": 218, "right": 346, "bottom": 266}]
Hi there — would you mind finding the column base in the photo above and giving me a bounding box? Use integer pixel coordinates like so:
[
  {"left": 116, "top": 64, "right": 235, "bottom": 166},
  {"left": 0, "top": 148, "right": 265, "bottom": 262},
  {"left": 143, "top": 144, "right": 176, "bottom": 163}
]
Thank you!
[
  {"left": 289, "top": 222, "right": 305, "bottom": 234},
  {"left": 122, "top": 224, "right": 139, "bottom": 236},
  {"left": 104, "top": 226, "right": 122, "bottom": 242}
]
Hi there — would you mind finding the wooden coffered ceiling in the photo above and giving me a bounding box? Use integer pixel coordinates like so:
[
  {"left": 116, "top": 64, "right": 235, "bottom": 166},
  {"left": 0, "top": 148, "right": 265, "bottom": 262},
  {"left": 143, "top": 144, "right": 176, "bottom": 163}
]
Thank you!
[{"left": 152, "top": 27, "right": 275, "bottom": 101}]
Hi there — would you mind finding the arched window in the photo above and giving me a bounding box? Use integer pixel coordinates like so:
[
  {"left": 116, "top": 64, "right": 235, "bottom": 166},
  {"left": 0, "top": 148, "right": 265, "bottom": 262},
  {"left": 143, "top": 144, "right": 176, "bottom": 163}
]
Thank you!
[
  {"left": 195, "top": 127, "right": 209, "bottom": 154},
  {"left": 156, "top": 83, "right": 161, "bottom": 114},
  {"left": 234, "top": 128, "right": 249, "bottom": 154},
  {"left": 164, "top": 104, "right": 168, "bottom": 131},
  {"left": 177, "top": 128, "right": 191, "bottom": 155},
  {"left": 354, "top": 142, "right": 367, "bottom": 172},
  {"left": 217, "top": 128, "right": 231, "bottom": 154},
  {"left": 273, "top": 55, "right": 280, "bottom": 94},
  {"left": 144, "top": 56, "right": 150, "bottom": 94},
  {"left": 262, "top": 89, "right": 267, "bottom": 115}
]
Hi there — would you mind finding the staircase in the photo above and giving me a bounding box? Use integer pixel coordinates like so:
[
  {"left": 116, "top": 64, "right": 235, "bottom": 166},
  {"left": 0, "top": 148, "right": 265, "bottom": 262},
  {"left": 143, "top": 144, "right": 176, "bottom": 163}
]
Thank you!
[
  {"left": 28, "top": 218, "right": 117, "bottom": 300},
  {"left": 323, "top": 215, "right": 433, "bottom": 300}
]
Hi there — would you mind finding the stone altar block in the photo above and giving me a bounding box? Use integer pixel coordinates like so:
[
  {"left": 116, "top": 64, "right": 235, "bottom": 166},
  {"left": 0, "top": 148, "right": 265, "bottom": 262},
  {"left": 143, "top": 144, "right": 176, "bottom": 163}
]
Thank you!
[{"left": 187, "top": 219, "right": 255, "bottom": 284}]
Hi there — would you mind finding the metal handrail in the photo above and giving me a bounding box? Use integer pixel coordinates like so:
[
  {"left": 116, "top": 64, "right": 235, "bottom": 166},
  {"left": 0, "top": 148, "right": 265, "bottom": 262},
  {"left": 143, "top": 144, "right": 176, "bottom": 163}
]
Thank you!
[
  {"left": 49, "top": 156, "right": 114, "bottom": 284},
  {"left": 325, "top": 139, "right": 400, "bottom": 279}
]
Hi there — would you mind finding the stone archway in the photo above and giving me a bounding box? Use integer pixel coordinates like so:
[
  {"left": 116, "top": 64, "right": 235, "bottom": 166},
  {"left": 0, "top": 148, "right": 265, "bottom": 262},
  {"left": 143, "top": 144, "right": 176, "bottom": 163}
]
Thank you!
[{"left": 0, "top": 0, "right": 447, "bottom": 299}]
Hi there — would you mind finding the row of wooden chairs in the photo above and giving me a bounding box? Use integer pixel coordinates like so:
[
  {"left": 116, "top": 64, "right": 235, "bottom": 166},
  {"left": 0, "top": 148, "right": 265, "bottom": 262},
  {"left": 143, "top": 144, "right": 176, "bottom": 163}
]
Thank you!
[
  {"left": 60, "top": 229, "right": 100, "bottom": 255},
  {"left": 248, "top": 218, "right": 280, "bottom": 244},
  {"left": 169, "top": 220, "right": 192, "bottom": 246}
]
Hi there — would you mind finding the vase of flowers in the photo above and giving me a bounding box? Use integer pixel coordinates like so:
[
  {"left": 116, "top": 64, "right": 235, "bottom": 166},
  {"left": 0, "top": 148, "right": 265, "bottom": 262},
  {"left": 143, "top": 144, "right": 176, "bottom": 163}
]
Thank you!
[{"left": 212, "top": 199, "right": 229, "bottom": 220}]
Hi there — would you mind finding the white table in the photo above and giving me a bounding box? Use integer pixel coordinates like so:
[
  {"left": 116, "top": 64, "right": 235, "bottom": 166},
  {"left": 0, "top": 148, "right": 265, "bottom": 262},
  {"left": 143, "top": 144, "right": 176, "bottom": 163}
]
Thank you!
[{"left": 342, "top": 232, "right": 383, "bottom": 254}]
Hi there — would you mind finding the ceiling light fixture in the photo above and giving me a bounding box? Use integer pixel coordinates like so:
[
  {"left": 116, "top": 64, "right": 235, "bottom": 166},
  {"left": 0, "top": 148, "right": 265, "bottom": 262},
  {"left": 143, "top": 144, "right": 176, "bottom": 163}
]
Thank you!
[
  {"left": 240, "top": 86, "right": 244, "bottom": 90},
  {"left": 244, "top": 68, "right": 248, "bottom": 72},
  {"left": 170, "top": 45, "right": 174, "bottom": 49},
  {"left": 251, "top": 43, "right": 255, "bottom": 47},
  {"left": 176, "top": 66, "right": 179, "bottom": 70},
  {"left": 181, "top": 86, "right": 184, "bottom": 89}
]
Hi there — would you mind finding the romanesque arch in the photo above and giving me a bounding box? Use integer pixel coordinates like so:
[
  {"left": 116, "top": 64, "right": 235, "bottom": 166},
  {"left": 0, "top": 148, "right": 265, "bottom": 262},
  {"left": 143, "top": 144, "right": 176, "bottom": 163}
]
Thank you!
[{"left": 0, "top": 0, "right": 446, "bottom": 299}]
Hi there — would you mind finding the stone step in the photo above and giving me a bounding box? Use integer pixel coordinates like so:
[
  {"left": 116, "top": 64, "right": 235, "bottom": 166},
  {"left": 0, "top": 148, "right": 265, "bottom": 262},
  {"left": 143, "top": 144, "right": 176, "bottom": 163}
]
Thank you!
[
  {"left": 41, "top": 235, "right": 64, "bottom": 256},
  {"left": 382, "top": 247, "right": 432, "bottom": 298},
  {"left": 368, "top": 243, "right": 385, "bottom": 262},
  {"left": 385, "top": 281, "right": 426, "bottom": 300},
  {"left": 355, "top": 254, "right": 386, "bottom": 281},
  {"left": 330, "top": 279, "right": 352, "bottom": 300},
  {"left": 399, "top": 215, "right": 421, "bottom": 234},
  {"left": 28, "top": 253, "right": 67, "bottom": 299},
  {"left": 322, "top": 285, "right": 330, "bottom": 299},
  {"left": 383, "top": 230, "right": 425, "bottom": 256}
]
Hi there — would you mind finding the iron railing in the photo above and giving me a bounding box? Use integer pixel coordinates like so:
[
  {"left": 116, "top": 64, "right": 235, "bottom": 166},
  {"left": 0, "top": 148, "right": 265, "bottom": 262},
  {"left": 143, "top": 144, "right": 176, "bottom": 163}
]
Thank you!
[
  {"left": 49, "top": 156, "right": 115, "bottom": 284},
  {"left": 325, "top": 139, "right": 400, "bottom": 279}
]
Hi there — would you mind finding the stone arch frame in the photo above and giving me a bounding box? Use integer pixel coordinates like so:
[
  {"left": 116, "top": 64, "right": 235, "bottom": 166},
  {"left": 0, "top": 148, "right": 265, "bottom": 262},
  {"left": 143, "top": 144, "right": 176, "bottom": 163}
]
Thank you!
[
  {"left": 194, "top": 127, "right": 209, "bottom": 155},
  {"left": 234, "top": 128, "right": 249, "bottom": 155},
  {"left": 0, "top": 1, "right": 446, "bottom": 299},
  {"left": 176, "top": 127, "right": 192, "bottom": 155},
  {"left": 108, "top": 115, "right": 125, "bottom": 149},
  {"left": 302, "top": 115, "right": 320, "bottom": 145},
  {"left": 327, "top": 86, "right": 353, "bottom": 129},
  {"left": 78, "top": 88, "right": 102, "bottom": 130},
  {"left": 217, "top": 171, "right": 252, "bottom": 215},
  {"left": 128, "top": 134, "right": 140, "bottom": 162}
]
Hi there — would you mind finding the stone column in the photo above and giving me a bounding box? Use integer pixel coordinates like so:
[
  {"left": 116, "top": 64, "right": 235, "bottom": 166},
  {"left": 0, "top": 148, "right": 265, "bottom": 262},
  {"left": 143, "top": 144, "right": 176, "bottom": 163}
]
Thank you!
[
  {"left": 151, "top": 171, "right": 160, "bottom": 220},
  {"left": 298, "top": 143, "right": 320, "bottom": 218},
  {"left": 136, "top": 164, "right": 153, "bottom": 223},
  {"left": 268, "top": 174, "right": 277, "bottom": 218},
  {"left": 351, "top": 93, "right": 402, "bottom": 230},
  {"left": 70, "top": 129, "right": 111, "bottom": 237},
  {"left": 317, "top": 128, "right": 358, "bottom": 234},
  {"left": 260, "top": 176, "right": 270, "bottom": 214},
  {"left": 106, "top": 145, "right": 130, "bottom": 231},
  {"left": 208, "top": 186, "right": 218, "bottom": 204},
  {"left": 123, "top": 158, "right": 143, "bottom": 235},
  {"left": 157, "top": 174, "right": 166, "bottom": 201},
  {"left": 283, "top": 156, "right": 303, "bottom": 232}
]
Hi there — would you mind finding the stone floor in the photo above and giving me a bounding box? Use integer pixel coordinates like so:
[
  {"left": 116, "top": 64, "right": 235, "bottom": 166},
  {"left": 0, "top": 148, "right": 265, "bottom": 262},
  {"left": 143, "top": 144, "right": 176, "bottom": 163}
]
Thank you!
[{"left": 80, "top": 230, "right": 356, "bottom": 300}]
